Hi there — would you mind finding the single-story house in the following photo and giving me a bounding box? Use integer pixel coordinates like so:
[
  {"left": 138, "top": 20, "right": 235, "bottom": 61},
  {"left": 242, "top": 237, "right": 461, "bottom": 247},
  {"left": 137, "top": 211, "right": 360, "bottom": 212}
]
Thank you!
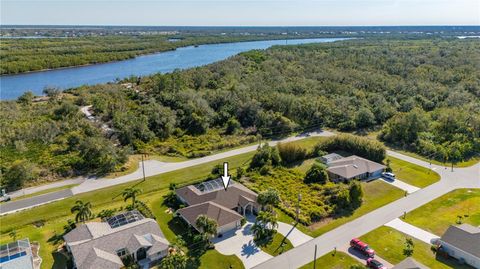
[
  {"left": 320, "top": 153, "right": 344, "bottom": 164},
  {"left": 438, "top": 224, "right": 480, "bottom": 268},
  {"left": 326, "top": 155, "right": 385, "bottom": 182},
  {"left": 64, "top": 210, "right": 169, "bottom": 269},
  {"left": 176, "top": 178, "right": 259, "bottom": 236},
  {"left": 392, "top": 257, "right": 429, "bottom": 269},
  {"left": 0, "top": 239, "right": 35, "bottom": 269}
]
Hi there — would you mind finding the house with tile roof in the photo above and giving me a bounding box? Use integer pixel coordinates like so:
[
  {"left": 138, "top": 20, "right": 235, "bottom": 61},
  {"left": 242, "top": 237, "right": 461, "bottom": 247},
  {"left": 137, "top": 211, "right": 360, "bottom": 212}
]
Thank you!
[
  {"left": 325, "top": 155, "right": 385, "bottom": 182},
  {"left": 438, "top": 224, "right": 480, "bottom": 268},
  {"left": 63, "top": 210, "right": 169, "bottom": 269},
  {"left": 175, "top": 178, "right": 259, "bottom": 236}
]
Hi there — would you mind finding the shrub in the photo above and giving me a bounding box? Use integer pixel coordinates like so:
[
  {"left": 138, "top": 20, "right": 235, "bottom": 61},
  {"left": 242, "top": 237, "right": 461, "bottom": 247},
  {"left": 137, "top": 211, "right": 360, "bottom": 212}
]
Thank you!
[
  {"left": 304, "top": 163, "right": 329, "bottom": 184},
  {"left": 225, "top": 118, "right": 241, "bottom": 135},
  {"left": 277, "top": 142, "right": 308, "bottom": 164},
  {"left": 250, "top": 144, "right": 281, "bottom": 169},
  {"left": 314, "top": 134, "right": 386, "bottom": 162}
]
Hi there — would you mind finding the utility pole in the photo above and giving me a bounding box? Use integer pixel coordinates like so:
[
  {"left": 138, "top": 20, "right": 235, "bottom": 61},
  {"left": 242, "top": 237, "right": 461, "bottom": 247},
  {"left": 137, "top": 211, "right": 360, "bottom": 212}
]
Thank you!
[
  {"left": 141, "top": 155, "right": 146, "bottom": 182},
  {"left": 296, "top": 193, "right": 302, "bottom": 223},
  {"left": 313, "top": 244, "right": 317, "bottom": 269}
]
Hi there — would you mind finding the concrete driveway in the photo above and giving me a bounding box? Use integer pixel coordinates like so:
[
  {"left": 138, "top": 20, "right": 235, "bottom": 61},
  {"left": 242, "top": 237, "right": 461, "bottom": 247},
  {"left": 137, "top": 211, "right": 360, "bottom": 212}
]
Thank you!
[
  {"left": 212, "top": 218, "right": 272, "bottom": 269},
  {"left": 277, "top": 222, "right": 312, "bottom": 247},
  {"left": 385, "top": 218, "right": 439, "bottom": 244}
]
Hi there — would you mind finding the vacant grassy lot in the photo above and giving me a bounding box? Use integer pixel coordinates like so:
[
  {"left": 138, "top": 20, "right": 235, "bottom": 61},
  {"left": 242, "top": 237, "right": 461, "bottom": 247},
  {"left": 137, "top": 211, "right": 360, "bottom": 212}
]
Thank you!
[
  {"left": 259, "top": 232, "right": 294, "bottom": 256},
  {"left": 308, "top": 180, "right": 404, "bottom": 237},
  {"left": 387, "top": 155, "right": 441, "bottom": 188},
  {"left": 404, "top": 189, "right": 480, "bottom": 235},
  {"left": 299, "top": 251, "right": 362, "bottom": 269},
  {"left": 360, "top": 226, "right": 473, "bottom": 269},
  {"left": 274, "top": 180, "right": 404, "bottom": 238}
]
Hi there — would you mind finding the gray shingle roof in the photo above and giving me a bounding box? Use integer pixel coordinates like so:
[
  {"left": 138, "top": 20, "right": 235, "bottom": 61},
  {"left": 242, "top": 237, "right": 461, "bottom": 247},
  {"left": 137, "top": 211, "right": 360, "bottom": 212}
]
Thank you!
[
  {"left": 64, "top": 217, "right": 169, "bottom": 269},
  {"left": 440, "top": 224, "right": 480, "bottom": 258},
  {"left": 327, "top": 155, "right": 385, "bottom": 179},
  {"left": 176, "top": 180, "right": 258, "bottom": 209},
  {"left": 392, "top": 257, "right": 429, "bottom": 269},
  {"left": 80, "top": 248, "right": 123, "bottom": 269},
  {"left": 177, "top": 201, "right": 243, "bottom": 229}
]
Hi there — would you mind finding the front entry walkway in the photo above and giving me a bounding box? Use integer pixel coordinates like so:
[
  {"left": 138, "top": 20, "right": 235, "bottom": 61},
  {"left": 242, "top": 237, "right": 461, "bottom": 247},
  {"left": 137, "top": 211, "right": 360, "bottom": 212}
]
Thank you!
[
  {"left": 212, "top": 215, "right": 272, "bottom": 269},
  {"left": 385, "top": 218, "right": 439, "bottom": 244}
]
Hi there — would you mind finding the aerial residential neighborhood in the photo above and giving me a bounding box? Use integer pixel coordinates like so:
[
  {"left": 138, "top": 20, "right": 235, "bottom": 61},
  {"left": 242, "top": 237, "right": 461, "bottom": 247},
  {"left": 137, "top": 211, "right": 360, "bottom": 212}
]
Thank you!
[{"left": 1, "top": 1, "right": 479, "bottom": 269}]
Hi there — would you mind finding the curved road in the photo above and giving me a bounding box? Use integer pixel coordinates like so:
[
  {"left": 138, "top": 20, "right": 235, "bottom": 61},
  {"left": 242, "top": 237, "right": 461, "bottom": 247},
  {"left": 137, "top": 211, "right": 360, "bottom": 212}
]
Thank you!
[
  {"left": 252, "top": 151, "right": 480, "bottom": 269},
  {"left": 0, "top": 130, "right": 334, "bottom": 215}
]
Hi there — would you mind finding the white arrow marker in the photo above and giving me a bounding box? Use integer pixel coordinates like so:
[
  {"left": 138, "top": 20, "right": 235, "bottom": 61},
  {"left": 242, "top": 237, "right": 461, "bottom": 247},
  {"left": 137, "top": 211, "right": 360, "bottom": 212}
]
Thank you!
[{"left": 221, "top": 162, "right": 231, "bottom": 190}]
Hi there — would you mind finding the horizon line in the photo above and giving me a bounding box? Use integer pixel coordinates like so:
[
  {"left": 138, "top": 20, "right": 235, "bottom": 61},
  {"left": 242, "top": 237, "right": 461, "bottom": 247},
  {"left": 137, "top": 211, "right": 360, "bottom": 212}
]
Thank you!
[{"left": 2, "top": 24, "right": 480, "bottom": 28}]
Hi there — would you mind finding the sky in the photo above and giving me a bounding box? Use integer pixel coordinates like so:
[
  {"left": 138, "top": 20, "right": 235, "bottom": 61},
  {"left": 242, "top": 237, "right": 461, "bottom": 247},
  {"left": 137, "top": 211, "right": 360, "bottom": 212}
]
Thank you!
[{"left": 1, "top": 0, "right": 479, "bottom": 26}]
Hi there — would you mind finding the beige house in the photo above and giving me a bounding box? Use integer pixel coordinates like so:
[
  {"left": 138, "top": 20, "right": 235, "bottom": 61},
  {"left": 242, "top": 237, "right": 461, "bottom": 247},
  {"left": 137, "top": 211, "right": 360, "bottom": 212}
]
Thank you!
[
  {"left": 438, "top": 224, "right": 480, "bottom": 268},
  {"left": 176, "top": 178, "right": 259, "bottom": 236},
  {"left": 326, "top": 155, "right": 385, "bottom": 182},
  {"left": 64, "top": 211, "right": 169, "bottom": 269}
]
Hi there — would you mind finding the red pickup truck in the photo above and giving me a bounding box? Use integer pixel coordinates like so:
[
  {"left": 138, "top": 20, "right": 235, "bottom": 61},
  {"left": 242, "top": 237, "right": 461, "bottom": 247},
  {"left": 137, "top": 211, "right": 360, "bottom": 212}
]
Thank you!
[{"left": 350, "top": 238, "right": 375, "bottom": 257}]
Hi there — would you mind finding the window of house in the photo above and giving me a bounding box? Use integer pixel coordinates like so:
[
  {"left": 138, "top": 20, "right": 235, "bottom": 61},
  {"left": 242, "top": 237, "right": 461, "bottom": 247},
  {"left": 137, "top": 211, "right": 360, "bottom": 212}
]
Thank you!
[{"left": 116, "top": 248, "right": 128, "bottom": 257}]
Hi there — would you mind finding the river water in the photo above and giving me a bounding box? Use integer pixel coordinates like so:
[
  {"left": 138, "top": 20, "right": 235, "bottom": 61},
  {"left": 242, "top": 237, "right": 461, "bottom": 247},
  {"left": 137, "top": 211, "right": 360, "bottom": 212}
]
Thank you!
[{"left": 0, "top": 38, "right": 347, "bottom": 100}]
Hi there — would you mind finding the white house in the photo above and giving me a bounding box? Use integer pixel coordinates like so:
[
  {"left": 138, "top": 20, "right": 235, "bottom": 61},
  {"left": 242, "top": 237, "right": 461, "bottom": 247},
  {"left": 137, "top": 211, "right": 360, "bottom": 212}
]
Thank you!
[{"left": 438, "top": 224, "right": 480, "bottom": 268}]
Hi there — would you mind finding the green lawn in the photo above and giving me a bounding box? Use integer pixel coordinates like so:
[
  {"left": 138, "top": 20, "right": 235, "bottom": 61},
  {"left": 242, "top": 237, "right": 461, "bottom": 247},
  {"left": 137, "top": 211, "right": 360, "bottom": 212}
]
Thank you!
[
  {"left": 195, "top": 250, "right": 244, "bottom": 269},
  {"left": 275, "top": 180, "right": 404, "bottom": 238},
  {"left": 387, "top": 156, "right": 441, "bottom": 188},
  {"left": 299, "top": 251, "right": 362, "bottom": 269},
  {"left": 259, "top": 232, "right": 294, "bottom": 256},
  {"left": 404, "top": 189, "right": 480, "bottom": 235},
  {"left": 284, "top": 136, "right": 328, "bottom": 151},
  {"left": 11, "top": 184, "right": 78, "bottom": 201},
  {"left": 360, "top": 226, "right": 473, "bottom": 269}
]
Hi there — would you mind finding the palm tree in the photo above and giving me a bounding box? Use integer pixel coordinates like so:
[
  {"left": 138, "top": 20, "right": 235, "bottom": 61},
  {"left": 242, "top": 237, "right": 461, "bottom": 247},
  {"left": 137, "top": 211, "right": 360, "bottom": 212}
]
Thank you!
[
  {"left": 159, "top": 252, "right": 187, "bottom": 269},
  {"left": 70, "top": 200, "right": 93, "bottom": 223},
  {"left": 122, "top": 187, "right": 142, "bottom": 207},
  {"left": 8, "top": 230, "right": 17, "bottom": 241},
  {"left": 195, "top": 214, "right": 218, "bottom": 240},
  {"left": 252, "top": 210, "right": 278, "bottom": 242}
]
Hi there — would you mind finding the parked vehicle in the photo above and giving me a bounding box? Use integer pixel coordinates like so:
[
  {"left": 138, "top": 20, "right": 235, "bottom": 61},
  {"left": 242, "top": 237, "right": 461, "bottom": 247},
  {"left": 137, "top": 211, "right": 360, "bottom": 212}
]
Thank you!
[
  {"left": 350, "top": 238, "right": 375, "bottom": 257},
  {"left": 0, "top": 189, "right": 11, "bottom": 202},
  {"left": 367, "top": 258, "right": 387, "bottom": 269},
  {"left": 382, "top": 172, "right": 396, "bottom": 180}
]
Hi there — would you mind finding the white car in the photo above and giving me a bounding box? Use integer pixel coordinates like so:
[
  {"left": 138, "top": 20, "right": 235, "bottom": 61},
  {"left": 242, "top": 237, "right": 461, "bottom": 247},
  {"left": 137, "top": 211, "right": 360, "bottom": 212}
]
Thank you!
[{"left": 382, "top": 172, "right": 396, "bottom": 180}]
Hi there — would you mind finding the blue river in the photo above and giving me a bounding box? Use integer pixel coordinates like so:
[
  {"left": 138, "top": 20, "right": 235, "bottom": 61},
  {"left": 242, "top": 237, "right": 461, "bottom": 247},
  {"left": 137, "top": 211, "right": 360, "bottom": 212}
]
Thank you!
[{"left": 0, "top": 38, "right": 347, "bottom": 100}]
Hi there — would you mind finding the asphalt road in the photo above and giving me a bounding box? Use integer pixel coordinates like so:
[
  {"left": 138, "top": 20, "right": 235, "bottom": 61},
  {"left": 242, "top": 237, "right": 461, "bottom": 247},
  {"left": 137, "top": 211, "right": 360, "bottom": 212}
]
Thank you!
[{"left": 0, "top": 189, "right": 73, "bottom": 214}]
